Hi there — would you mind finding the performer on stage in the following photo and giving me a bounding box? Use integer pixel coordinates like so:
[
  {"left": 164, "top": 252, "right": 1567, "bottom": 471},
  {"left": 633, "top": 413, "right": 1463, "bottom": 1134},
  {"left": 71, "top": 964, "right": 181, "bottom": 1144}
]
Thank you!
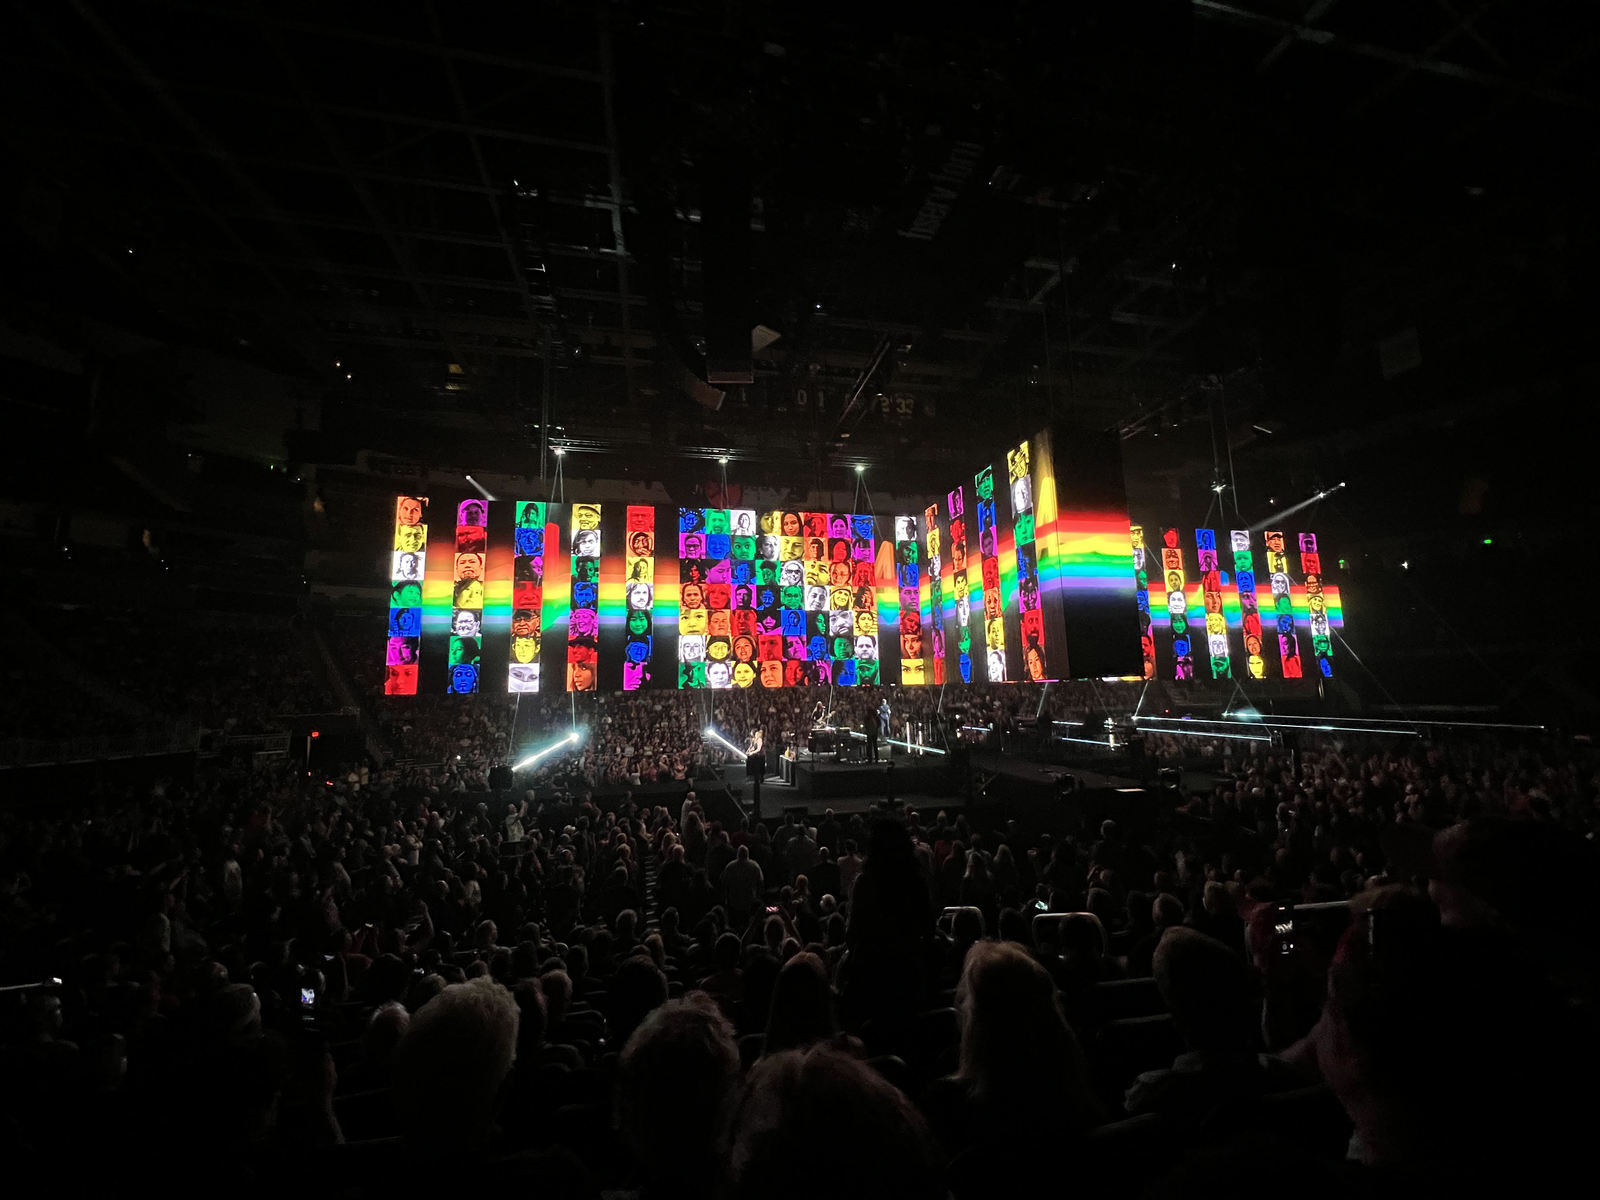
[
  {"left": 811, "top": 699, "right": 828, "bottom": 727},
  {"left": 746, "top": 729, "right": 764, "bottom": 756},
  {"left": 745, "top": 729, "right": 767, "bottom": 815}
]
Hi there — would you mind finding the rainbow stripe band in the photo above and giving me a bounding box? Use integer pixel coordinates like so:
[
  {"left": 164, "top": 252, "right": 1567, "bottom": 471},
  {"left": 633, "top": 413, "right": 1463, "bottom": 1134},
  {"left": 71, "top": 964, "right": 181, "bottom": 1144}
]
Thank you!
[{"left": 385, "top": 494, "right": 427, "bottom": 694}]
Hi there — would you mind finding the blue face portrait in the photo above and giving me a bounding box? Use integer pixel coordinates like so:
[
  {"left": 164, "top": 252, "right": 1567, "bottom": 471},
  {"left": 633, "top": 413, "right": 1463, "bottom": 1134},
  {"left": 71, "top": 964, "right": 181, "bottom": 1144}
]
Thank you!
[
  {"left": 679, "top": 508, "right": 704, "bottom": 533},
  {"left": 807, "top": 635, "right": 828, "bottom": 662},
  {"left": 1319, "top": 657, "right": 1333, "bottom": 677},
  {"left": 389, "top": 607, "right": 421, "bottom": 637},
  {"left": 781, "top": 610, "right": 804, "bottom": 636},
  {"left": 515, "top": 528, "right": 545, "bottom": 557},
  {"left": 1236, "top": 571, "right": 1256, "bottom": 593},
  {"left": 706, "top": 533, "right": 732, "bottom": 560},
  {"left": 449, "top": 664, "right": 479, "bottom": 693},
  {"left": 958, "top": 653, "right": 972, "bottom": 683},
  {"left": 1136, "top": 590, "right": 1150, "bottom": 612},
  {"left": 573, "top": 581, "right": 598, "bottom": 607},
  {"left": 1173, "top": 638, "right": 1191, "bottom": 658},
  {"left": 852, "top": 515, "right": 874, "bottom": 540},
  {"left": 1277, "top": 614, "right": 1295, "bottom": 635},
  {"left": 732, "top": 561, "right": 753, "bottom": 585},
  {"left": 626, "top": 638, "right": 651, "bottom": 663},
  {"left": 834, "top": 659, "right": 858, "bottom": 687},
  {"left": 898, "top": 562, "right": 920, "bottom": 589}
]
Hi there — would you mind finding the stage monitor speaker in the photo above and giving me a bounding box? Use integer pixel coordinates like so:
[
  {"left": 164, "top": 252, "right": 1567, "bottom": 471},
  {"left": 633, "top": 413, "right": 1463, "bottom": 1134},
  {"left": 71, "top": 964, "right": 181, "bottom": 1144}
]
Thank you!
[{"left": 489, "top": 765, "right": 514, "bottom": 791}]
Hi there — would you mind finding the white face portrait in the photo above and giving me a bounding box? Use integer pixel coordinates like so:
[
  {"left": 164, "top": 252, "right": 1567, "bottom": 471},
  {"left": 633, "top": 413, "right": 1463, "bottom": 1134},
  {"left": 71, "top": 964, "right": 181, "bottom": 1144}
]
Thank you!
[
  {"left": 855, "top": 636, "right": 878, "bottom": 660},
  {"left": 706, "top": 661, "right": 732, "bottom": 688},
  {"left": 679, "top": 636, "right": 705, "bottom": 663},
  {"left": 780, "top": 561, "right": 804, "bottom": 587},
  {"left": 508, "top": 664, "right": 540, "bottom": 693},
  {"left": 895, "top": 516, "right": 917, "bottom": 542},
  {"left": 987, "top": 650, "right": 1007, "bottom": 682}
]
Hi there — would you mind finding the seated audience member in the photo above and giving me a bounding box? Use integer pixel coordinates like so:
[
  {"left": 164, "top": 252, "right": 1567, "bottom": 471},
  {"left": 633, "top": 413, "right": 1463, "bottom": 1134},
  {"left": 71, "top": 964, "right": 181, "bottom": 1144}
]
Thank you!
[
  {"left": 615, "top": 994, "right": 741, "bottom": 1199},
  {"left": 389, "top": 976, "right": 519, "bottom": 1153},
  {"left": 1313, "top": 910, "right": 1584, "bottom": 1186},
  {"left": 1125, "top": 927, "right": 1297, "bottom": 1129},
  {"left": 762, "top": 951, "right": 837, "bottom": 1055},
  {"left": 605, "top": 957, "right": 670, "bottom": 1054},
  {"left": 923, "top": 940, "right": 1100, "bottom": 1158},
  {"left": 724, "top": 1045, "right": 945, "bottom": 1200}
]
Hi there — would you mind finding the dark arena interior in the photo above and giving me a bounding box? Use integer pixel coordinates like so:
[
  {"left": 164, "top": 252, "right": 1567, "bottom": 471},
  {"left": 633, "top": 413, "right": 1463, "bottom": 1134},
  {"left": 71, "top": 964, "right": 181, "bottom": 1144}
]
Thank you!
[{"left": 3, "top": 3, "right": 1599, "bottom": 1195}]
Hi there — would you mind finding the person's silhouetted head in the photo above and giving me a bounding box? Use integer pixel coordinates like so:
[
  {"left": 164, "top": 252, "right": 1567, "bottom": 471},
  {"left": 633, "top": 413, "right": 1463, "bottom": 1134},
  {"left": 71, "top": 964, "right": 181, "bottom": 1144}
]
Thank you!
[
  {"left": 1152, "top": 927, "right": 1257, "bottom": 1054},
  {"left": 725, "top": 1045, "right": 943, "bottom": 1200},
  {"left": 763, "top": 951, "right": 835, "bottom": 1054},
  {"left": 390, "top": 977, "right": 519, "bottom": 1152}
]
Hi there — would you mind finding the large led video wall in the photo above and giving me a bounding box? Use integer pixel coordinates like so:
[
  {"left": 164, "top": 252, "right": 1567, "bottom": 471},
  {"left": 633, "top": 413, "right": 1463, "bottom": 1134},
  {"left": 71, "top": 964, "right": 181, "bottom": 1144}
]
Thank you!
[
  {"left": 384, "top": 440, "right": 1345, "bottom": 692},
  {"left": 1129, "top": 524, "right": 1344, "bottom": 681}
]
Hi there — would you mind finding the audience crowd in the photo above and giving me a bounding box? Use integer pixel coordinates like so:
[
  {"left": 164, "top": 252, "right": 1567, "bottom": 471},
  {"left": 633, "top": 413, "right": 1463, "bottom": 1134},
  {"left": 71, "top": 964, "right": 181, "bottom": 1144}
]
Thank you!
[{"left": 2, "top": 643, "right": 1596, "bottom": 1197}]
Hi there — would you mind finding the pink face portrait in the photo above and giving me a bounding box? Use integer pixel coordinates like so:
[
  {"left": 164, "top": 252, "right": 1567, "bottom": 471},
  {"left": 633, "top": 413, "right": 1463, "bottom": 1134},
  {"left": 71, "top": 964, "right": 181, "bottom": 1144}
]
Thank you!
[{"left": 570, "top": 609, "right": 598, "bottom": 639}]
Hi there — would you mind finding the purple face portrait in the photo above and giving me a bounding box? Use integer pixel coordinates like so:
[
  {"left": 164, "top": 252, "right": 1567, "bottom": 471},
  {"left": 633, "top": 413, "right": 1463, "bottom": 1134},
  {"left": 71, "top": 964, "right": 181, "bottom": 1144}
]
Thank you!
[
  {"left": 570, "top": 609, "right": 598, "bottom": 639},
  {"left": 387, "top": 637, "right": 419, "bottom": 665},
  {"left": 785, "top": 636, "right": 808, "bottom": 660}
]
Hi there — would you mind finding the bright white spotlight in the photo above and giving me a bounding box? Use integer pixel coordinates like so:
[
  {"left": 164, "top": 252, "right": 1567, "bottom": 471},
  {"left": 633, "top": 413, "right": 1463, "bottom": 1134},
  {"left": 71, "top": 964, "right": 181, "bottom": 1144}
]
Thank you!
[
  {"left": 553, "top": 446, "right": 566, "bottom": 457},
  {"left": 703, "top": 726, "right": 745, "bottom": 756},
  {"left": 718, "top": 455, "right": 729, "bottom": 465},
  {"left": 513, "top": 732, "right": 582, "bottom": 771},
  {"left": 854, "top": 464, "right": 865, "bottom": 474}
]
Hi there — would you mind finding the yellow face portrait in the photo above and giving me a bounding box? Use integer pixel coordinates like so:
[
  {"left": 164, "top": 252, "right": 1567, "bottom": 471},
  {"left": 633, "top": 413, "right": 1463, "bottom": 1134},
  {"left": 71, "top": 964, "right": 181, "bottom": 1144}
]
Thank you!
[
  {"left": 706, "top": 638, "right": 730, "bottom": 661},
  {"left": 855, "top": 611, "right": 878, "bottom": 637},
  {"left": 679, "top": 609, "right": 707, "bottom": 636},
  {"left": 454, "top": 553, "right": 484, "bottom": 581},
  {"left": 732, "top": 662, "right": 756, "bottom": 688},
  {"left": 927, "top": 528, "right": 940, "bottom": 557},
  {"left": 1130, "top": 524, "right": 1145, "bottom": 550},
  {"left": 830, "top": 587, "right": 852, "bottom": 610},
  {"left": 395, "top": 525, "right": 427, "bottom": 552},
  {"left": 573, "top": 505, "right": 601, "bottom": 531},
  {"left": 512, "top": 636, "right": 539, "bottom": 664},
  {"left": 804, "top": 560, "right": 829, "bottom": 587}
]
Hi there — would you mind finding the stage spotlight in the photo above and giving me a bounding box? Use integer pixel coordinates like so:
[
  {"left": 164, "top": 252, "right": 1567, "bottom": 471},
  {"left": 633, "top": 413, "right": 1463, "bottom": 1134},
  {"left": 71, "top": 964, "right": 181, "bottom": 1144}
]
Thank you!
[
  {"left": 885, "top": 738, "right": 944, "bottom": 755},
  {"left": 553, "top": 446, "right": 566, "bottom": 457},
  {"left": 703, "top": 726, "right": 745, "bottom": 756},
  {"left": 513, "top": 731, "right": 583, "bottom": 771},
  {"left": 718, "top": 455, "right": 730, "bottom": 465},
  {"left": 854, "top": 464, "right": 865, "bottom": 474},
  {"left": 465, "top": 474, "right": 497, "bottom": 501}
]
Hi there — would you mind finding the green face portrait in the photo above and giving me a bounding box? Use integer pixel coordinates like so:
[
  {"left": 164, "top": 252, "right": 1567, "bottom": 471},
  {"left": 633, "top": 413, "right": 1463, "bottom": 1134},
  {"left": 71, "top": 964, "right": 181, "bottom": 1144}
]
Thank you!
[
  {"left": 755, "top": 561, "right": 779, "bottom": 586},
  {"left": 703, "top": 510, "right": 730, "bottom": 535},
  {"left": 902, "top": 542, "right": 918, "bottom": 563},
  {"left": 958, "top": 626, "right": 971, "bottom": 653},
  {"left": 975, "top": 467, "right": 994, "bottom": 502},
  {"left": 1136, "top": 570, "right": 1148, "bottom": 589},
  {"left": 1014, "top": 513, "right": 1034, "bottom": 545},
  {"left": 731, "top": 535, "right": 756, "bottom": 560},
  {"left": 1312, "top": 635, "right": 1332, "bottom": 656},
  {"left": 680, "top": 662, "right": 706, "bottom": 688},
  {"left": 627, "top": 610, "right": 650, "bottom": 636},
  {"left": 573, "top": 559, "right": 598, "bottom": 583},
  {"left": 448, "top": 637, "right": 479, "bottom": 667},
  {"left": 1211, "top": 656, "right": 1232, "bottom": 676},
  {"left": 856, "top": 660, "right": 879, "bottom": 685},
  {"left": 780, "top": 585, "right": 803, "bottom": 608},
  {"left": 831, "top": 637, "right": 853, "bottom": 658},
  {"left": 516, "top": 501, "right": 545, "bottom": 528}
]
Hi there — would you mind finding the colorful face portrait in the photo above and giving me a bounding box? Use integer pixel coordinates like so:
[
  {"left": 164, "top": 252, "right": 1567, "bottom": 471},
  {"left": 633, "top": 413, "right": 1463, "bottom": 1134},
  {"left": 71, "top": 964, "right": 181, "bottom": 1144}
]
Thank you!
[
  {"left": 1010, "top": 476, "right": 1032, "bottom": 515},
  {"left": 514, "top": 582, "right": 542, "bottom": 611},
  {"left": 508, "top": 663, "right": 539, "bottom": 693},
  {"left": 385, "top": 664, "right": 418, "bottom": 694},
  {"left": 679, "top": 508, "right": 705, "bottom": 533},
  {"left": 706, "top": 661, "right": 732, "bottom": 689},
  {"left": 830, "top": 587, "right": 854, "bottom": 611},
  {"left": 394, "top": 525, "right": 426, "bottom": 553},
  {"left": 707, "top": 611, "right": 731, "bottom": 638},
  {"left": 701, "top": 510, "right": 729, "bottom": 536},
  {"left": 1025, "top": 645, "right": 1046, "bottom": 681},
  {"left": 391, "top": 580, "right": 422, "bottom": 609},
  {"left": 454, "top": 553, "right": 485, "bottom": 582},
  {"left": 619, "top": 583, "right": 650, "bottom": 613},
  {"left": 626, "top": 609, "right": 651, "bottom": 638},
  {"left": 732, "top": 635, "right": 756, "bottom": 663},
  {"left": 776, "top": 584, "right": 801, "bottom": 610},
  {"left": 569, "top": 608, "right": 598, "bottom": 640},
  {"left": 706, "top": 583, "right": 731, "bottom": 610},
  {"left": 389, "top": 608, "right": 421, "bottom": 637},
  {"left": 681, "top": 583, "right": 706, "bottom": 611},
  {"left": 679, "top": 635, "right": 706, "bottom": 663},
  {"left": 680, "top": 609, "right": 707, "bottom": 636},
  {"left": 387, "top": 637, "right": 419, "bottom": 665},
  {"left": 512, "top": 636, "right": 539, "bottom": 664},
  {"left": 824, "top": 561, "right": 848, "bottom": 587},
  {"left": 392, "top": 551, "right": 422, "bottom": 581},
  {"left": 567, "top": 653, "right": 597, "bottom": 691},
  {"left": 449, "top": 663, "right": 479, "bottom": 694},
  {"left": 854, "top": 635, "right": 878, "bottom": 660},
  {"left": 728, "top": 661, "right": 755, "bottom": 688},
  {"left": 570, "top": 504, "right": 600, "bottom": 532},
  {"left": 453, "top": 579, "right": 484, "bottom": 609},
  {"left": 829, "top": 609, "right": 854, "bottom": 638},
  {"left": 759, "top": 660, "right": 783, "bottom": 687},
  {"left": 450, "top": 608, "right": 481, "bottom": 638},
  {"left": 396, "top": 496, "right": 425, "bottom": 526},
  {"left": 516, "top": 501, "right": 545, "bottom": 528},
  {"left": 1265, "top": 531, "right": 1285, "bottom": 554},
  {"left": 706, "top": 635, "right": 730, "bottom": 660},
  {"left": 448, "top": 636, "right": 481, "bottom": 667},
  {"left": 506, "top": 609, "right": 535, "bottom": 639},
  {"left": 622, "top": 659, "right": 648, "bottom": 690},
  {"left": 457, "top": 527, "right": 487, "bottom": 556},
  {"left": 986, "top": 617, "right": 1005, "bottom": 648},
  {"left": 627, "top": 530, "right": 654, "bottom": 558},
  {"left": 781, "top": 512, "right": 802, "bottom": 536},
  {"left": 680, "top": 662, "right": 706, "bottom": 687},
  {"left": 983, "top": 590, "right": 1002, "bottom": 622},
  {"left": 855, "top": 610, "right": 878, "bottom": 638}
]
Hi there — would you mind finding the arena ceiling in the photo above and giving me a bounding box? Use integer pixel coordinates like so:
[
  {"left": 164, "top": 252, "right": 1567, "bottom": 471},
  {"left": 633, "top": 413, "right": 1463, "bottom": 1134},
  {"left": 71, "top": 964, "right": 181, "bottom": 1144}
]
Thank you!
[{"left": 3, "top": 0, "right": 1597, "bottom": 519}]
